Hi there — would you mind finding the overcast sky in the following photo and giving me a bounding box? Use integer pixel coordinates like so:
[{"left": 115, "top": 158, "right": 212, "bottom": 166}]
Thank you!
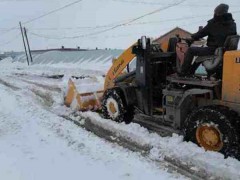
[{"left": 0, "top": 0, "right": 239, "bottom": 52}]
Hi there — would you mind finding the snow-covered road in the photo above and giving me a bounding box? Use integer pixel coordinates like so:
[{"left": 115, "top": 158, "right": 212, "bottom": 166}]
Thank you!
[
  {"left": 0, "top": 60, "right": 186, "bottom": 180},
  {"left": 1, "top": 59, "right": 240, "bottom": 180}
]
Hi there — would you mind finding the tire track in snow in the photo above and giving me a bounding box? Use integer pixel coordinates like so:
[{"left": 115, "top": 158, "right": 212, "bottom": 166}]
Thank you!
[
  {"left": 15, "top": 78, "right": 61, "bottom": 93},
  {"left": 0, "top": 78, "right": 20, "bottom": 91},
  {"left": 59, "top": 114, "right": 213, "bottom": 180},
  {"left": 0, "top": 75, "right": 62, "bottom": 108},
  {"left": 10, "top": 75, "right": 61, "bottom": 93}
]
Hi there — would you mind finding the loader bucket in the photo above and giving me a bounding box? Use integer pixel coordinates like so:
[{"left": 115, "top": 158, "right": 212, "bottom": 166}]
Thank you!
[
  {"left": 64, "top": 43, "right": 138, "bottom": 112},
  {"left": 64, "top": 78, "right": 104, "bottom": 111}
]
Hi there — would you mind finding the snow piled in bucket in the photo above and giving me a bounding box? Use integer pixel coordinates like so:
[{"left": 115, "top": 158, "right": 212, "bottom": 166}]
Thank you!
[{"left": 72, "top": 76, "right": 104, "bottom": 94}]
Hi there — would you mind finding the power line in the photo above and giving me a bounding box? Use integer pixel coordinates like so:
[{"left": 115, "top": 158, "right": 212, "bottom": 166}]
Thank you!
[
  {"left": 108, "top": 0, "right": 240, "bottom": 7},
  {"left": 110, "top": 0, "right": 171, "bottom": 5},
  {"left": 0, "top": 0, "right": 212, "bottom": 32},
  {"left": 28, "top": 0, "right": 187, "bottom": 40},
  {"left": 29, "top": 18, "right": 207, "bottom": 40},
  {"left": 23, "top": 0, "right": 84, "bottom": 24},
  {"left": 21, "top": 20, "right": 130, "bottom": 31},
  {"left": 0, "top": 27, "right": 18, "bottom": 36},
  {"left": 21, "top": 12, "right": 211, "bottom": 32},
  {"left": 26, "top": 14, "right": 208, "bottom": 32},
  {"left": 118, "top": 0, "right": 187, "bottom": 25},
  {"left": 0, "top": 0, "right": 84, "bottom": 36},
  {"left": 27, "top": 8, "right": 240, "bottom": 39},
  {"left": 129, "top": 9, "right": 240, "bottom": 25},
  {"left": 0, "top": 33, "right": 21, "bottom": 47},
  {"left": 1, "top": 14, "right": 204, "bottom": 33}
]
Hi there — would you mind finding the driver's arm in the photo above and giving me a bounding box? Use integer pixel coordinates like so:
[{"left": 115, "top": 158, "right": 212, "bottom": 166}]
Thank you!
[{"left": 191, "top": 23, "right": 210, "bottom": 41}]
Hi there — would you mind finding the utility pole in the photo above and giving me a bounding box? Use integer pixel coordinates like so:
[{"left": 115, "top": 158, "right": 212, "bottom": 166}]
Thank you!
[
  {"left": 19, "top": 22, "right": 29, "bottom": 66},
  {"left": 24, "top": 27, "right": 33, "bottom": 63}
]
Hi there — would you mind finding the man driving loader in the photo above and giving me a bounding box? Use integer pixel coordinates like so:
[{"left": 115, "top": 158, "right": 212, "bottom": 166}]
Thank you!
[{"left": 179, "top": 3, "right": 237, "bottom": 77}]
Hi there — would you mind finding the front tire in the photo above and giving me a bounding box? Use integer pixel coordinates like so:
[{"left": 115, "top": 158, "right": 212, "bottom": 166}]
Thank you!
[
  {"left": 102, "top": 89, "right": 134, "bottom": 123},
  {"left": 183, "top": 106, "right": 240, "bottom": 158}
]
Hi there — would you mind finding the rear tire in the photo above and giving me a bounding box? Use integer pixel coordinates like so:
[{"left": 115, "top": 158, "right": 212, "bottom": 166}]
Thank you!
[
  {"left": 183, "top": 106, "right": 240, "bottom": 158},
  {"left": 102, "top": 89, "right": 134, "bottom": 123}
]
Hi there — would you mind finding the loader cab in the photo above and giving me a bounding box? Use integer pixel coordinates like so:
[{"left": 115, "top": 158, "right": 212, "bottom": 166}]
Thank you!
[
  {"left": 132, "top": 36, "right": 176, "bottom": 116},
  {"left": 194, "top": 35, "right": 240, "bottom": 79}
]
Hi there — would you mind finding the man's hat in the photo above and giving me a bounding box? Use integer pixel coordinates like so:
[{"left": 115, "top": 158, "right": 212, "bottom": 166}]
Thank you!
[{"left": 214, "top": 4, "right": 229, "bottom": 16}]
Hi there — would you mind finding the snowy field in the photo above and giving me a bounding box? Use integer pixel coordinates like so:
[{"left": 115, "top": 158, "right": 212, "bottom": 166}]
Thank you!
[{"left": 0, "top": 57, "right": 240, "bottom": 180}]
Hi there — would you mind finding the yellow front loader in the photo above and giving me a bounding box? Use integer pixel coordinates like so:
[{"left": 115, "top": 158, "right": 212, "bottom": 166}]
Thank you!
[{"left": 63, "top": 34, "right": 240, "bottom": 159}]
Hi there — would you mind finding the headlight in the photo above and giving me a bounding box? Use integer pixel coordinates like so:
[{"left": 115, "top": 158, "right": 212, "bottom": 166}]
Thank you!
[{"left": 166, "top": 96, "right": 174, "bottom": 103}]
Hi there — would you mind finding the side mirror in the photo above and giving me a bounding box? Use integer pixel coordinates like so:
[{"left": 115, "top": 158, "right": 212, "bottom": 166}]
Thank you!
[
  {"left": 198, "top": 26, "right": 203, "bottom": 31},
  {"left": 141, "top": 36, "right": 147, "bottom": 50}
]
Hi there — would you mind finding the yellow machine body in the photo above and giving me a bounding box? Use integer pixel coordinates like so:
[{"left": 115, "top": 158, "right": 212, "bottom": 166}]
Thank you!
[
  {"left": 64, "top": 44, "right": 136, "bottom": 110},
  {"left": 104, "top": 44, "right": 136, "bottom": 90},
  {"left": 220, "top": 50, "right": 240, "bottom": 112},
  {"left": 222, "top": 51, "right": 240, "bottom": 103}
]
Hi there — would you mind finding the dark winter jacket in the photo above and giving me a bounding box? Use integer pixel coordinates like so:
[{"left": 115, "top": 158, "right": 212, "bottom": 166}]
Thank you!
[{"left": 192, "top": 13, "right": 237, "bottom": 48}]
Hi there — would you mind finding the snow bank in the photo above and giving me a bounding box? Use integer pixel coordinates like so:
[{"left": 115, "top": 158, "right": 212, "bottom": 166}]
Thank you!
[{"left": 78, "top": 111, "right": 240, "bottom": 180}]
